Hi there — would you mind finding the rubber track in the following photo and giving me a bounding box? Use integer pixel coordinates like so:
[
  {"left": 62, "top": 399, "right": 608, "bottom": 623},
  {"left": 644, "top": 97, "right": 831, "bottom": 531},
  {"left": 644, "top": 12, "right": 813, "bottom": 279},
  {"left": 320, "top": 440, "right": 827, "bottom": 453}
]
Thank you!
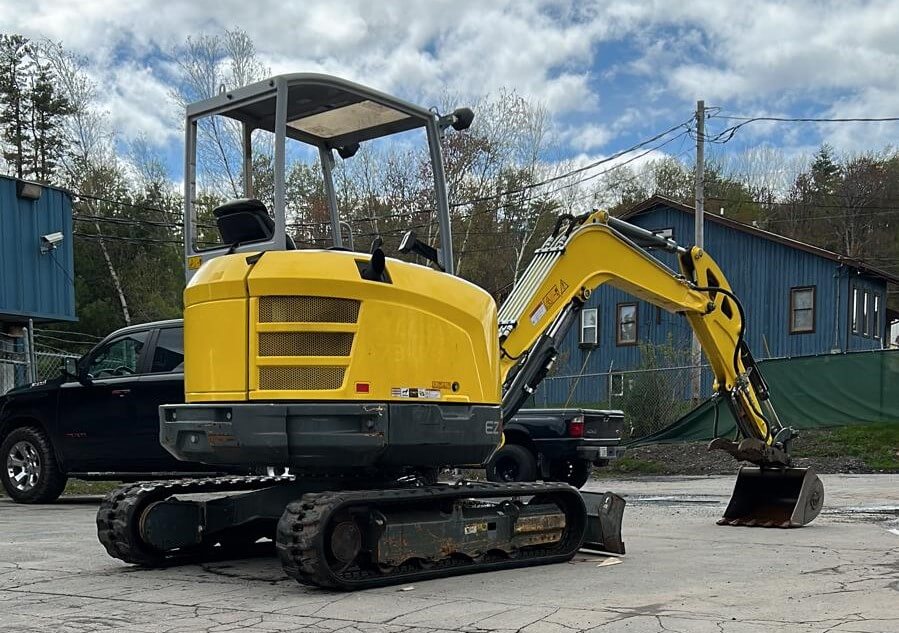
[
  {"left": 276, "top": 481, "right": 587, "bottom": 590},
  {"left": 96, "top": 475, "right": 291, "bottom": 566}
]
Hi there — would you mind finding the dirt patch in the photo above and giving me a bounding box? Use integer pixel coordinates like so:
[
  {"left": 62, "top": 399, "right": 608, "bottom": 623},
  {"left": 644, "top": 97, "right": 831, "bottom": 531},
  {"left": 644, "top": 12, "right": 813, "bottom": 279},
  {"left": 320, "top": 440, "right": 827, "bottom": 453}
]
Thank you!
[{"left": 606, "top": 428, "right": 897, "bottom": 477}]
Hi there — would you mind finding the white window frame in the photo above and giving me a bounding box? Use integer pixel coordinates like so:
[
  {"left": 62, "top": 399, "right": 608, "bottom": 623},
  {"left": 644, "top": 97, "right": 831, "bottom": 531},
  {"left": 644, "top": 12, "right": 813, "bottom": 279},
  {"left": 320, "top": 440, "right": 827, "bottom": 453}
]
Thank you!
[
  {"left": 579, "top": 308, "right": 598, "bottom": 346},
  {"left": 610, "top": 373, "right": 624, "bottom": 397},
  {"left": 789, "top": 286, "right": 815, "bottom": 334},
  {"left": 873, "top": 295, "right": 881, "bottom": 340},
  {"left": 616, "top": 303, "right": 638, "bottom": 346},
  {"left": 863, "top": 290, "right": 871, "bottom": 337}
]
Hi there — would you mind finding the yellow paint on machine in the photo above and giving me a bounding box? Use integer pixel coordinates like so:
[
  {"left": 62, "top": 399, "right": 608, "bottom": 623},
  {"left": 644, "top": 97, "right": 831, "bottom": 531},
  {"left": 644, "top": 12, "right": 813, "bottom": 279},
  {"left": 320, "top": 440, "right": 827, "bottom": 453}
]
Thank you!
[{"left": 183, "top": 249, "right": 501, "bottom": 404}]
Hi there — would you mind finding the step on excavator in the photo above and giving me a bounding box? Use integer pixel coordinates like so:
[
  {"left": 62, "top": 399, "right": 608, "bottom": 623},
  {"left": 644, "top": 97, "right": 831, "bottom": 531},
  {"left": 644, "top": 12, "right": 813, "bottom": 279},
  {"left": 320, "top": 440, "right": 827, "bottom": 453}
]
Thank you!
[{"left": 97, "top": 74, "right": 824, "bottom": 590}]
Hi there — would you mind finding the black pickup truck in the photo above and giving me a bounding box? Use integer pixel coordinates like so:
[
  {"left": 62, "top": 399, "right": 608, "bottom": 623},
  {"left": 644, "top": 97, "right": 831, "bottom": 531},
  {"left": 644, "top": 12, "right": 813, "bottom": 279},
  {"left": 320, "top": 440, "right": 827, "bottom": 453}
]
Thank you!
[
  {"left": 486, "top": 408, "right": 625, "bottom": 488},
  {"left": 0, "top": 320, "right": 225, "bottom": 503}
]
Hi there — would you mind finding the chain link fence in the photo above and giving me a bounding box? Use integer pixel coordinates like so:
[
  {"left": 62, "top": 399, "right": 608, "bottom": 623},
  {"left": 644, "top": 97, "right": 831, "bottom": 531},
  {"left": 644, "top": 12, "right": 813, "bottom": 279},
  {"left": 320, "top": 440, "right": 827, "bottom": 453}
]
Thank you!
[
  {"left": 533, "top": 364, "right": 712, "bottom": 439},
  {"left": 0, "top": 328, "right": 80, "bottom": 394}
]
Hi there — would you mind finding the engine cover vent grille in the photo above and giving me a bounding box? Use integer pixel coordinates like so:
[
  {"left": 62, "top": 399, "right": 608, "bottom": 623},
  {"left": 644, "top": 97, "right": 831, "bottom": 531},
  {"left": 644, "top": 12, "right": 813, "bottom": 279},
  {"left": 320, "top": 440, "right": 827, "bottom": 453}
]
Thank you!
[
  {"left": 259, "top": 296, "right": 360, "bottom": 323},
  {"left": 258, "top": 332, "right": 354, "bottom": 357},
  {"left": 259, "top": 366, "right": 345, "bottom": 390}
]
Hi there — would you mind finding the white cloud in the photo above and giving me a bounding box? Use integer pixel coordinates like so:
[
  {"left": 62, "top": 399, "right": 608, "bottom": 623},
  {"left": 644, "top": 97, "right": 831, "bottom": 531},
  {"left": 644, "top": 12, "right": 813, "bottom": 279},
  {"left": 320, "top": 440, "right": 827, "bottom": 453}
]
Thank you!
[
  {"left": 4, "top": 0, "right": 899, "bottom": 159},
  {"left": 562, "top": 123, "right": 613, "bottom": 152},
  {"left": 98, "top": 63, "right": 180, "bottom": 147}
]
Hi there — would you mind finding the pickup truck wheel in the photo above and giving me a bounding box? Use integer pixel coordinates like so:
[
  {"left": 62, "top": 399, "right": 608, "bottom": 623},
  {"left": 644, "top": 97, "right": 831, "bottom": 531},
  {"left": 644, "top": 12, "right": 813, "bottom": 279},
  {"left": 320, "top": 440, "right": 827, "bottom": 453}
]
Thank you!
[
  {"left": 486, "top": 444, "right": 537, "bottom": 482},
  {"left": 1, "top": 426, "right": 68, "bottom": 503},
  {"left": 549, "top": 459, "right": 592, "bottom": 489}
]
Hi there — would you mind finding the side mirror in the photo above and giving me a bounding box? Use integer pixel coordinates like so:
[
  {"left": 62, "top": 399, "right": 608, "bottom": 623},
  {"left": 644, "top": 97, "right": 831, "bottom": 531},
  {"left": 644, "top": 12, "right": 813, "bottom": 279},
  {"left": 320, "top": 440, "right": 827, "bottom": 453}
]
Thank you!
[
  {"left": 63, "top": 357, "right": 78, "bottom": 379},
  {"left": 65, "top": 357, "right": 92, "bottom": 385}
]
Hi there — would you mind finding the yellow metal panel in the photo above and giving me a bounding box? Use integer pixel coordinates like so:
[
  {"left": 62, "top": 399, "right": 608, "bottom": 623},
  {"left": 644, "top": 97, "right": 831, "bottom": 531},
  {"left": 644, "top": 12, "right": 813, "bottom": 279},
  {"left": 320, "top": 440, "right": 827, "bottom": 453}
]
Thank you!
[
  {"left": 244, "top": 250, "right": 500, "bottom": 404},
  {"left": 183, "top": 254, "right": 255, "bottom": 402},
  {"left": 183, "top": 252, "right": 257, "bottom": 304},
  {"left": 183, "top": 298, "right": 249, "bottom": 400},
  {"left": 187, "top": 391, "right": 247, "bottom": 402}
]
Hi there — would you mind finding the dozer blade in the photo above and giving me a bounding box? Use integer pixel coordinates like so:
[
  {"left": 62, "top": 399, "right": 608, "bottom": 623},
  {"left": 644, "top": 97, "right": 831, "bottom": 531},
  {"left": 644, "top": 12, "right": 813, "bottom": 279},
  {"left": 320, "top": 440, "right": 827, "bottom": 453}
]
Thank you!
[
  {"left": 718, "top": 466, "right": 824, "bottom": 528},
  {"left": 580, "top": 491, "right": 626, "bottom": 554}
]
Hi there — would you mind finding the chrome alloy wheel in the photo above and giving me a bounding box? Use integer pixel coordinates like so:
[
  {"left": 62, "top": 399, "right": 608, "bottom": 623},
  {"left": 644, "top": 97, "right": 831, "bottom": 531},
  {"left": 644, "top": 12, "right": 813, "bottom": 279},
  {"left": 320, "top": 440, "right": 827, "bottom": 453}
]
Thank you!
[{"left": 6, "top": 440, "right": 41, "bottom": 492}]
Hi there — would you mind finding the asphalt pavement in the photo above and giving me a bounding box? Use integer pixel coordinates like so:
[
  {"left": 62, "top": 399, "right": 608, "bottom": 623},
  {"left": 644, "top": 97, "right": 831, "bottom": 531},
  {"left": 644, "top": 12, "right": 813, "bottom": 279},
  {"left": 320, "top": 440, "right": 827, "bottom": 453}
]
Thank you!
[{"left": 1, "top": 474, "right": 897, "bottom": 633}]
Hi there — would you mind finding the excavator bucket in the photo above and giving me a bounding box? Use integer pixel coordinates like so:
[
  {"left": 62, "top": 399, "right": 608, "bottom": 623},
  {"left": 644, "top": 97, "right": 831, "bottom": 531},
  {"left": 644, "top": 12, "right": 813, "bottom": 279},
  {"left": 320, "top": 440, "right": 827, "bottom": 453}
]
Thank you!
[
  {"left": 580, "top": 491, "right": 626, "bottom": 554},
  {"left": 718, "top": 466, "right": 824, "bottom": 527}
]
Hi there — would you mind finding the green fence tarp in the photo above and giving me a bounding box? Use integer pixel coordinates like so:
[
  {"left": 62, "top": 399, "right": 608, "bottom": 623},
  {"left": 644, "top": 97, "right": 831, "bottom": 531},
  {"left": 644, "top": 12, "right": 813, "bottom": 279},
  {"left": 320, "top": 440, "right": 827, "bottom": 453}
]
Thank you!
[{"left": 634, "top": 349, "right": 899, "bottom": 445}]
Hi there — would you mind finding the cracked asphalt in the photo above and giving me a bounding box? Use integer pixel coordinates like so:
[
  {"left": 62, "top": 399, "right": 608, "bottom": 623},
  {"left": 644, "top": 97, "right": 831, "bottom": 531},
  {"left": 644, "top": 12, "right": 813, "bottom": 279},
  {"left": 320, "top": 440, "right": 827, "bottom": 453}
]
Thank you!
[{"left": 1, "top": 474, "right": 897, "bottom": 633}]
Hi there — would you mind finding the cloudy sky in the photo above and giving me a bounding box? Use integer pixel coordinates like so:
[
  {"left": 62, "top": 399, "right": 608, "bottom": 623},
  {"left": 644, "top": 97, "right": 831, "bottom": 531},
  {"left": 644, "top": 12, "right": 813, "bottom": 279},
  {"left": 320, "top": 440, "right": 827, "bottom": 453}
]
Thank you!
[{"left": 5, "top": 0, "right": 899, "bottom": 177}]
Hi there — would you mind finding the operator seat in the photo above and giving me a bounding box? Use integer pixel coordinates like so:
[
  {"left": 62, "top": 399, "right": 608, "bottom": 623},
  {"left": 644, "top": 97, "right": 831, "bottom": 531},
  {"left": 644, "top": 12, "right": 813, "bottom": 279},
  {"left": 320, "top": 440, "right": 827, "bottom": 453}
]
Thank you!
[{"left": 213, "top": 198, "right": 296, "bottom": 250}]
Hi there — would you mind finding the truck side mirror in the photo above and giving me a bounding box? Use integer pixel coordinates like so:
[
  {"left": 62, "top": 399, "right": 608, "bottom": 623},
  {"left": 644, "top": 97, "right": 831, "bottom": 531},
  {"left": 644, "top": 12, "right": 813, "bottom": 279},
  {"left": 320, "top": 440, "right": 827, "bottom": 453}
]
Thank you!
[
  {"left": 63, "top": 357, "right": 78, "bottom": 379},
  {"left": 64, "top": 357, "right": 92, "bottom": 385}
]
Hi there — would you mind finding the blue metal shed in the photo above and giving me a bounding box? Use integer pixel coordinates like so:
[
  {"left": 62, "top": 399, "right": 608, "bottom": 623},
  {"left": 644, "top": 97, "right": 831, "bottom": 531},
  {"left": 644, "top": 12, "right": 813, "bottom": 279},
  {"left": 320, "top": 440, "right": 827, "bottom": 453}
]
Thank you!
[
  {"left": 0, "top": 175, "right": 75, "bottom": 323},
  {"left": 541, "top": 196, "right": 897, "bottom": 405}
]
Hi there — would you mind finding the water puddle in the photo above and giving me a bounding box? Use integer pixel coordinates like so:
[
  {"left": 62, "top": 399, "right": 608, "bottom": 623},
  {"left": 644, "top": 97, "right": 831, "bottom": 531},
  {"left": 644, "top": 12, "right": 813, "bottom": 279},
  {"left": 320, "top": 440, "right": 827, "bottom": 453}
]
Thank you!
[{"left": 823, "top": 505, "right": 899, "bottom": 534}]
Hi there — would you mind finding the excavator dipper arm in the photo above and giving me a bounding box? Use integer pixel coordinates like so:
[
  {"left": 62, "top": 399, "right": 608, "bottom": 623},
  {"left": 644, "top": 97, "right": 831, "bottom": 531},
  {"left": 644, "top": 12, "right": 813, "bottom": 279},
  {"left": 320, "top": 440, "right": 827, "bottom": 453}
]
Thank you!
[{"left": 498, "top": 211, "right": 823, "bottom": 527}]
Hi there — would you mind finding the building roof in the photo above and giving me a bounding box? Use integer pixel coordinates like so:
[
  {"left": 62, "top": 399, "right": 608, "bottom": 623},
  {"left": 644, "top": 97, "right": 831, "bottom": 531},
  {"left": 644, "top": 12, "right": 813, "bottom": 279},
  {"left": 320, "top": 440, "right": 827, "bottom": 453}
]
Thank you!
[{"left": 620, "top": 195, "right": 899, "bottom": 285}]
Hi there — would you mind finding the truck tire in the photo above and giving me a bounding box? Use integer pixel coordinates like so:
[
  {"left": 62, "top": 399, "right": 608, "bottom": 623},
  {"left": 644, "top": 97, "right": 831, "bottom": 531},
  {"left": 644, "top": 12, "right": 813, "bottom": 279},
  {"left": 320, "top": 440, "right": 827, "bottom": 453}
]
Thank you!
[
  {"left": 1, "top": 426, "right": 68, "bottom": 503},
  {"left": 486, "top": 444, "right": 537, "bottom": 482},
  {"left": 549, "top": 459, "right": 592, "bottom": 489}
]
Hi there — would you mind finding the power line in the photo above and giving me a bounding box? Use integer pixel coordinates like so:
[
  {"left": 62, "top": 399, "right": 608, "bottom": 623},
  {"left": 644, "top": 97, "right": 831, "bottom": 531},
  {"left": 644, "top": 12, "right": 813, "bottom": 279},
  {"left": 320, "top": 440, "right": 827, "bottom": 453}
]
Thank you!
[
  {"left": 450, "top": 118, "right": 694, "bottom": 208},
  {"left": 73, "top": 231, "right": 182, "bottom": 246},
  {"left": 704, "top": 113, "right": 899, "bottom": 145},
  {"left": 34, "top": 328, "right": 102, "bottom": 341},
  {"left": 713, "top": 115, "right": 899, "bottom": 123}
]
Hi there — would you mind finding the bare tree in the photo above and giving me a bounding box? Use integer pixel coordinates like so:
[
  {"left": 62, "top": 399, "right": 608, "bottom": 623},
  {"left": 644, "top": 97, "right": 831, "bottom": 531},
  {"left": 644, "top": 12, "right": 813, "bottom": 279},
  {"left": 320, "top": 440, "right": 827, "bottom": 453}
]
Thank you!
[{"left": 171, "top": 28, "right": 269, "bottom": 198}]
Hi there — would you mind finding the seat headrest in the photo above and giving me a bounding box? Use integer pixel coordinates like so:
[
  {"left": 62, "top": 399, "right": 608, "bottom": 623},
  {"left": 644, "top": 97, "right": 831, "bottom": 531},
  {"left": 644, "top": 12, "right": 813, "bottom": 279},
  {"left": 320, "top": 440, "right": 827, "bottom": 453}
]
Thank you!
[{"left": 213, "top": 198, "right": 274, "bottom": 245}]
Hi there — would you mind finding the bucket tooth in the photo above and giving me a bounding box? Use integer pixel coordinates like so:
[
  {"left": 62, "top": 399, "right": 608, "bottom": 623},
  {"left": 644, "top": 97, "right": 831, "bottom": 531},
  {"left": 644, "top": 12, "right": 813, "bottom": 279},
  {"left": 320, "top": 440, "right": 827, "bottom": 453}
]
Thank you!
[{"left": 719, "top": 466, "right": 824, "bottom": 528}]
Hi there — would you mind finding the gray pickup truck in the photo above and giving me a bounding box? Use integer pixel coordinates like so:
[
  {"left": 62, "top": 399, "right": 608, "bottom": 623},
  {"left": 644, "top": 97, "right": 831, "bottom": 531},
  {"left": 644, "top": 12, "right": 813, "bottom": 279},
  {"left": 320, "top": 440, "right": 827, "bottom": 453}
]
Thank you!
[{"left": 486, "top": 408, "right": 625, "bottom": 488}]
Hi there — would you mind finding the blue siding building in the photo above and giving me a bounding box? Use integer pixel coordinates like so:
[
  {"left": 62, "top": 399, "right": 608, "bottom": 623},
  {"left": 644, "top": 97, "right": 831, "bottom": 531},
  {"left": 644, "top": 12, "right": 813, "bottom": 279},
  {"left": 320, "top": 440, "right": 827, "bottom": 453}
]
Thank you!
[
  {"left": 1, "top": 175, "right": 75, "bottom": 391},
  {"left": 541, "top": 196, "right": 897, "bottom": 405},
  {"left": 0, "top": 175, "right": 75, "bottom": 324}
]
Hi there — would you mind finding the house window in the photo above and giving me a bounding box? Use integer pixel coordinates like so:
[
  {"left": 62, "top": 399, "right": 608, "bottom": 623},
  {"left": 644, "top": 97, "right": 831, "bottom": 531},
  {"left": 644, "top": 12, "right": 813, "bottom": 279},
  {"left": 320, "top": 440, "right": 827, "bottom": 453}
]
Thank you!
[
  {"left": 863, "top": 291, "right": 871, "bottom": 337},
  {"left": 610, "top": 373, "right": 624, "bottom": 396},
  {"left": 789, "top": 286, "right": 815, "bottom": 334},
  {"left": 851, "top": 287, "right": 859, "bottom": 334},
  {"left": 873, "top": 295, "right": 881, "bottom": 340},
  {"left": 616, "top": 303, "right": 638, "bottom": 345},
  {"left": 580, "top": 308, "right": 598, "bottom": 346}
]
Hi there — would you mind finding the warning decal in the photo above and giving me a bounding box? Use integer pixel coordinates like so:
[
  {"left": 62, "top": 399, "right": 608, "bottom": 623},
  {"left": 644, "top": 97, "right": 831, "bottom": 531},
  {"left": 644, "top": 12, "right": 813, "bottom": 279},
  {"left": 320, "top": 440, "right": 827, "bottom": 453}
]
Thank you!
[
  {"left": 529, "top": 302, "right": 547, "bottom": 326},
  {"left": 541, "top": 284, "right": 562, "bottom": 310},
  {"left": 529, "top": 279, "right": 569, "bottom": 326},
  {"left": 391, "top": 387, "right": 441, "bottom": 399}
]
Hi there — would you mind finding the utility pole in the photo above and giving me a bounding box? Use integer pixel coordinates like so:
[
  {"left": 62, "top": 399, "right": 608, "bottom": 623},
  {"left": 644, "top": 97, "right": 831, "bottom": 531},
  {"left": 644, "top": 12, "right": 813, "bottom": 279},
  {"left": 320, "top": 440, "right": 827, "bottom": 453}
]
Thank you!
[{"left": 690, "top": 100, "right": 705, "bottom": 402}]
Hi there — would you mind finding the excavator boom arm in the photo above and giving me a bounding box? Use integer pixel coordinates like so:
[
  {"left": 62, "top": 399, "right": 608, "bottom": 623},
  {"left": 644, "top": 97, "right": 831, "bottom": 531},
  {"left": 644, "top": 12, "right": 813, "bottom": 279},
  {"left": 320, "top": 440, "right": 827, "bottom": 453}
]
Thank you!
[{"left": 498, "top": 211, "right": 783, "bottom": 459}]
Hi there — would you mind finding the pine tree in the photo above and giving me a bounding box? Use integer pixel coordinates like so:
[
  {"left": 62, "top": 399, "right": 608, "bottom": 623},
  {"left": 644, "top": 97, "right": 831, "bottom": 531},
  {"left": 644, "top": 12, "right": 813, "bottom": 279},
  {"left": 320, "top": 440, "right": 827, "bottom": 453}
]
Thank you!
[
  {"left": 0, "top": 34, "right": 73, "bottom": 183},
  {"left": 0, "top": 34, "right": 32, "bottom": 178},
  {"left": 29, "top": 57, "right": 73, "bottom": 182}
]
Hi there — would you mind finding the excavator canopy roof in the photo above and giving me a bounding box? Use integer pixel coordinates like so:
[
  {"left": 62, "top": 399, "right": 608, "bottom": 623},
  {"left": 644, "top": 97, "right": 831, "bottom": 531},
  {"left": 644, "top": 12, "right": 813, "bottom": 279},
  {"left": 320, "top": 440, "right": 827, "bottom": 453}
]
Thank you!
[{"left": 186, "top": 73, "right": 435, "bottom": 149}]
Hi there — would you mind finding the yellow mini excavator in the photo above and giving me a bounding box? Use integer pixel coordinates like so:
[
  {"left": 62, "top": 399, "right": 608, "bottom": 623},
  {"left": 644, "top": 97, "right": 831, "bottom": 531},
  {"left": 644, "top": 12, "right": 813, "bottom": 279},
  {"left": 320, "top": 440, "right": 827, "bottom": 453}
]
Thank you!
[{"left": 97, "top": 73, "right": 824, "bottom": 590}]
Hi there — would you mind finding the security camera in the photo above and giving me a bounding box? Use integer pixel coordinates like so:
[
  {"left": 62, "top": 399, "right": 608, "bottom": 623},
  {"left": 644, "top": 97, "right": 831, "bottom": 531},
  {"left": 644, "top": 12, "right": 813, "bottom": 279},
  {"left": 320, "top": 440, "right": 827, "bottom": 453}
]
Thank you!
[{"left": 40, "top": 231, "right": 64, "bottom": 253}]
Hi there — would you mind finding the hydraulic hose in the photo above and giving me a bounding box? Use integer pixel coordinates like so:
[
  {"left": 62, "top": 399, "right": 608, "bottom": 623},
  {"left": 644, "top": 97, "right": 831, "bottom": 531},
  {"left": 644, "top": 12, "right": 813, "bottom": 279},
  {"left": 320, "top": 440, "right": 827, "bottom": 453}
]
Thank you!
[{"left": 692, "top": 284, "right": 774, "bottom": 442}]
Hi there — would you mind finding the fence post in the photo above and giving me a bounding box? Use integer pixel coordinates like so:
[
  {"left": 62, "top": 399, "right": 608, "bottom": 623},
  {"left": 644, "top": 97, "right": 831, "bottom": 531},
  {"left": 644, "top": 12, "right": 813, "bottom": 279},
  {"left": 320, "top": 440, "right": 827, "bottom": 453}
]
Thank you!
[
  {"left": 28, "top": 319, "right": 37, "bottom": 381},
  {"left": 22, "top": 326, "right": 35, "bottom": 384}
]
